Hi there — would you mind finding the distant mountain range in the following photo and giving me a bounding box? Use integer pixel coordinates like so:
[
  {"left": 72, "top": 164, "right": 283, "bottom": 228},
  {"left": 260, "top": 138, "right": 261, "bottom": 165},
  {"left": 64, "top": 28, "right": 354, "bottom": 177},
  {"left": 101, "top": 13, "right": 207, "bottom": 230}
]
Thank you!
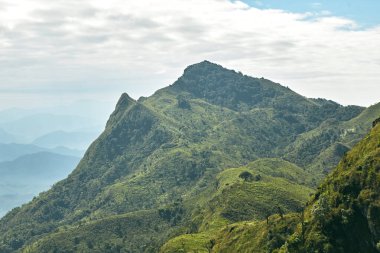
[
  {"left": 0, "top": 143, "right": 82, "bottom": 162},
  {"left": 0, "top": 101, "right": 110, "bottom": 218},
  {"left": 0, "top": 61, "right": 379, "bottom": 252},
  {"left": 1, "top": 113, "right": 102, "bottom": 142},
  {"left": 32, "top": 131, "right": 99, "bottom": 150},
  {"left": 0, "top": 152, "right": 80, "bottom": 218},
  {"left": 0, "top": 129, "right": 19, "bottom": 144}
]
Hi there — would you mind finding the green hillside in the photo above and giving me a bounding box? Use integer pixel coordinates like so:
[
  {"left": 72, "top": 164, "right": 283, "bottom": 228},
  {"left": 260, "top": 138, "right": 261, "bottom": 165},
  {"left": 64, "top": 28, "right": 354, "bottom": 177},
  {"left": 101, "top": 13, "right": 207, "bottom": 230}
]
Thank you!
[
  {"left": 21, "top": 158, "right": 314, "bottom": 253},
  {"left": 0, "top": 61, "right": 377, "bottom": 253},
  {"left": 284, "top": 102, "right": 380, "bottom": 180},
  {"left": 284, "top": 121, "right": 380, "bottom": 253},
  {"left": 166, "top": 120, "right": 380, "bottom": 253}
]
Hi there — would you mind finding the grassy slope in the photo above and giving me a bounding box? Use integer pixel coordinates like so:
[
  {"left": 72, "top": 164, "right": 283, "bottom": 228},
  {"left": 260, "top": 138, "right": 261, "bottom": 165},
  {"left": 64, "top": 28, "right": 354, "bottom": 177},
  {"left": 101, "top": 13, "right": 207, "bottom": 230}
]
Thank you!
[
  {"left": 179, "top": 123, "right": 380, "bottom": 253},
  {"left": 161, "top": 214, "right": 301, "bottom": 253},
  {"left": 25, "top": 158, "right": 313, "bottom": 253},
  {"left": 23, "top": 210, "right": 178, "bottom": 253},
  {"left": 159, "top": 158, "right": 313, "bottom": 253}
]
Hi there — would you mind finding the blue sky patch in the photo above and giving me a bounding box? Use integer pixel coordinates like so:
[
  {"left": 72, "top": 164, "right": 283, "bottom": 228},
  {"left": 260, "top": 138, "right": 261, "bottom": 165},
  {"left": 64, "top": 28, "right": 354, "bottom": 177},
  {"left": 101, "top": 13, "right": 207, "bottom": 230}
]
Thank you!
[{"left": 240, "top": 0, "right": 380, "bottom": 28}]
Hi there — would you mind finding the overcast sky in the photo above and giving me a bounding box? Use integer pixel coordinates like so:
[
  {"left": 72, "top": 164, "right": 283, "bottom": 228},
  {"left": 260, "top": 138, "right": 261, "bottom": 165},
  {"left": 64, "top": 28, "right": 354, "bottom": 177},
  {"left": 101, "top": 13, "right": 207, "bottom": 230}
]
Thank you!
[{"left": 0, "top": 0, "right": 379, "bottom": 110}]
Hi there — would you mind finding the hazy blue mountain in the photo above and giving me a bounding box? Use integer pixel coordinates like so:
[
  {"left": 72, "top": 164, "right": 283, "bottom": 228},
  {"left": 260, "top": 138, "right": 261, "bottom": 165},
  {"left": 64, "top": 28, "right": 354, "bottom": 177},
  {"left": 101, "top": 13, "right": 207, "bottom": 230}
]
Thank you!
[
  {"left": 0, "top": 143, "right": 82, "bottom": 162},
  {"left": 0, "top": 152, "right": 80, "bottom": 218},
  {"left": 0, "top": 152, "right": 79, "bottom": 180},
  {"left": 0, "top": 102, "right": 108, "bottom": 218},
  {"left": 0, "top": 108, "right": 34, "bottom": 124},
  {"left": 1, "top": 114, "right": 102, "bottom": 142},
  {"left": 0, "top": 100, "right": 113, "bottom": 124},
  {"left": 0, "top": 129, "right": 19, "bottom": 144},
  {"left": 45, "top": 100, "right": 115, "bottom": 121},
  {"left": 32, "top": 131, "right": 99, "bottom": 150}
]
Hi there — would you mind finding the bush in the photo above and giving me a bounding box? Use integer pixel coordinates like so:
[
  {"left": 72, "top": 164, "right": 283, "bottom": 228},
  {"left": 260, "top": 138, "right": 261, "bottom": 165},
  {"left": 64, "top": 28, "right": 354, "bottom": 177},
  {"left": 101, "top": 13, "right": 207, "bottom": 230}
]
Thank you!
[{"left": 239, "top": 171, "right": 254, "bottom": 182}]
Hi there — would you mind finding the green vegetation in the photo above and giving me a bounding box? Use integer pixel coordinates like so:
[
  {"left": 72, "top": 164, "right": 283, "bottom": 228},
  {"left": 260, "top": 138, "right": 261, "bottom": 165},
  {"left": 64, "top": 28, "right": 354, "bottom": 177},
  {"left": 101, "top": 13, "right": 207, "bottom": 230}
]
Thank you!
[
  {"left": 22, "top": 210, "right": 179, "bottom": 253},
  {"left": 160, "top": 159, "right": 313, "bottom": 253},
  {"left": 0, "top": 61, "right": 378, "bottom": 252},
  {"left": 283, "top": 123, "right": 380, "bottom": 253},
  {"left": 167, "top": 122, "right": 380, "bottom": 253},
  {"left": 284, "top": 102, "right": 380, "bottom": 181}
]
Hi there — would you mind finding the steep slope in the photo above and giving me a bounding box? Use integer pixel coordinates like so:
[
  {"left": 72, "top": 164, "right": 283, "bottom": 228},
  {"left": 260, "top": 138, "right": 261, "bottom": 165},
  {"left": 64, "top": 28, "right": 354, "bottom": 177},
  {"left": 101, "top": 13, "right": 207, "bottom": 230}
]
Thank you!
[
  {"left": 0, "top": 61, "right": 367, "bottom": 252},
  {"left": 282, "top": 121, "right": 380, "bottom": 253}
]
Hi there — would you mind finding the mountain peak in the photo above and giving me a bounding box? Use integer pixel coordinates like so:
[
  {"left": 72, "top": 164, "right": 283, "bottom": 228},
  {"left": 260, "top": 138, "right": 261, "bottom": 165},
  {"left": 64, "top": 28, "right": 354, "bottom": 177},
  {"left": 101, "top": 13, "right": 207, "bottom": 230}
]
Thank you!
[
  {"left": 106, "top": 93, "right": 136, "bottom": 127},
  {"left": 184, "top": 60, "right": 221, "bottom": 69},
  {"left": 170, "top": 61, "right": 302, "bottom": 111},
  {"left": 182, "top": 60, "right": 232, "bottom": 77}
]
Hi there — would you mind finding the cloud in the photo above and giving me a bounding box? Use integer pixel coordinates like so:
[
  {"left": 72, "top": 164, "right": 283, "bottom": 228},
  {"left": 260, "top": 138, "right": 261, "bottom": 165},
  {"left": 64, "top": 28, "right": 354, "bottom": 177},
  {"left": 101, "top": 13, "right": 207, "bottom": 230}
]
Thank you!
[{"left": 0, "top": 0, "right": 379, "bottom": 109}]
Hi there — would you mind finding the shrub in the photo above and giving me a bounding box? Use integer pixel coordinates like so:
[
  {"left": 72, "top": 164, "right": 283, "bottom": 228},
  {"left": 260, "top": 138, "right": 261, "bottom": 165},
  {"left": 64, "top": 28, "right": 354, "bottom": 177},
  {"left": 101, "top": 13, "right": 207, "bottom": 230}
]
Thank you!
[{"left": 239, "top": 171, "right": 254, "bottom": 182}]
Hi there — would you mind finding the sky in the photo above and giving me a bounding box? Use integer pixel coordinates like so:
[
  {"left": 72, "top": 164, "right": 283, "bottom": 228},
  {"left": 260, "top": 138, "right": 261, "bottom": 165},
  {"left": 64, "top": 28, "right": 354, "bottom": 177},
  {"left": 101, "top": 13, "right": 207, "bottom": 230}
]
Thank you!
[
  {"left": 242, "top": 0, "right": 380, "bottom": 28},
  {"left": 0, "top": 0, "right": 379, "bottom": 110}
]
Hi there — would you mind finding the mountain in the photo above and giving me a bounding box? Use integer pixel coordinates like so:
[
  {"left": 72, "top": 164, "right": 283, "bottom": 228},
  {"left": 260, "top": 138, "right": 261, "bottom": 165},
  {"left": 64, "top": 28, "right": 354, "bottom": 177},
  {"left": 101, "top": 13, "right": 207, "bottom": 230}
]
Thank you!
[
  {"left": 32, "top": 131, "right": 100, "bottom": 150},
  {"left": 283, "top": 101, "right": 380, "bottom": 180},
  {"left": 285, "top": 121, "right": 380, "bottom": 253},
  {"left": 0, "top": 108, "right": 34, "bottom": 124},
  {"left": 0, "top": 152, "right": 80, "bottom": 218},
  {"left": 0, "top": 143, "right": 82, "bottom": 162},
  {"left": 0, "top": 152, "right": 80, "bottom": 180},
  {"left": 0, "top": 129, "right": 19, "bottom": 144},
  {"left": 1, "top": 113, "right": 103, "bottom": 142},
  {"left": 0, "top": 61, "right": 376, "bottom": 252},
  {"left": 0, "top": 102, "right": 112, "bottom": 146}
]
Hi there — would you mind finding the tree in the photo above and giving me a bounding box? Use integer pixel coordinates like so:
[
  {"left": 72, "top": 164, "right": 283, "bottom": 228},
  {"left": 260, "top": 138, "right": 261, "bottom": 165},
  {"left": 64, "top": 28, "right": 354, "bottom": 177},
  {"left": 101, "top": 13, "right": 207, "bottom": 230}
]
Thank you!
[
  {"left": 311, "top": 195, "right": 331, "bottom": 222},
  {"left": 177, "top": 96, "right": 191, "bottom": 109},
  {"left": 277, "top": 206, "right": 284, "bottom": 220},
  {"left": 239, "top": 171, "right": 253, "bottom": 182}
]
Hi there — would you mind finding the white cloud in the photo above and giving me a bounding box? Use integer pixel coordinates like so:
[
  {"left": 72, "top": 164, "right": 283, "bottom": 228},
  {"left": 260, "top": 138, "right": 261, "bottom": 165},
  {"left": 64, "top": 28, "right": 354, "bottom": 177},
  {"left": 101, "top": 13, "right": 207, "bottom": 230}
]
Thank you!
[{"left": 0, "top": 0, "right": 379, "bottom": 108}]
